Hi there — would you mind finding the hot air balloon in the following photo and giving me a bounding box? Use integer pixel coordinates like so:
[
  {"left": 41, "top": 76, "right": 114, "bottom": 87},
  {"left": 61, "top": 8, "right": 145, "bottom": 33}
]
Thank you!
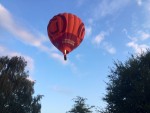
[{"left": 47, "top": 13, "right": 85, "bottom": 60}]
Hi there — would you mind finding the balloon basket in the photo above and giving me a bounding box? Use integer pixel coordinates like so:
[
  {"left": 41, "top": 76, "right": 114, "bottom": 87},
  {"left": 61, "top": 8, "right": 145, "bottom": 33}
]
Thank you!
[{"left": 64, "top": 55, "right": 67, "bottom": 61}]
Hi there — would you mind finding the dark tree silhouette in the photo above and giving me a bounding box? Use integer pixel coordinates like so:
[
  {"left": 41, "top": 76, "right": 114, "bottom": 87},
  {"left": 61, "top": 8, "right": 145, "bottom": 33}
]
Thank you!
[
  {"left": 101, "top": 51, "right": 150, "bottom": 113},
  {"left": 67, "top": 96, "right": 94, "bottom": 113},
  {"left": 0, "top": 56, "right": 43, "bottom": 113}
]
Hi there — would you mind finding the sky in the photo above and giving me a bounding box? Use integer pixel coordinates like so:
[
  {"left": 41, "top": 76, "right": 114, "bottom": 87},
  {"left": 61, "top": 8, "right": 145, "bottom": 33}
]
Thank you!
[{"left": 0, "top": 0, "right": 150, "bottom": 113}]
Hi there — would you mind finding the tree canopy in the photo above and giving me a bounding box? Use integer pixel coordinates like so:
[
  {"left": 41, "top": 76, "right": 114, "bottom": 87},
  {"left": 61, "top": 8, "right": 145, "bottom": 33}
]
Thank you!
[
  {"left": 67, "top": 96, "right": 94, "bottom": 113},
  {"left": 0, "top": 56, "right": 43, "bottom": 113},
  {"left": 102, "top": 51, "right": 150, "bottom": 113}
]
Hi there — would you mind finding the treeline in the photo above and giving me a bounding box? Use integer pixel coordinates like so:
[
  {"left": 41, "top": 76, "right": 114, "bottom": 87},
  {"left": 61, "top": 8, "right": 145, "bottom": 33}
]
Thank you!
[{"left": 1, "top": 50, "right": 150, "bottom": 113}]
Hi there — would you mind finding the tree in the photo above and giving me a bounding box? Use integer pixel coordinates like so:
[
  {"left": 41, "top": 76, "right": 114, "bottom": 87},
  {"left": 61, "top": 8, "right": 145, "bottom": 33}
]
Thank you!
[
  {"left": 101, "top": 51, "right": 150, "bottom": 113},
  {"left": 0, "top": 56, "right": 43, "bottom": 113},
  {"left": 67, "top": 96, "right": 94, "bottom": 113}
]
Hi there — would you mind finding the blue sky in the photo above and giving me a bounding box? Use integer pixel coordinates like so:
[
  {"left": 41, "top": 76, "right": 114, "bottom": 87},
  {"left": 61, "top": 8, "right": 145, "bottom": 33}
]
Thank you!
[{"left": 1, "top": 0, "right": 150, "bottom": 113}]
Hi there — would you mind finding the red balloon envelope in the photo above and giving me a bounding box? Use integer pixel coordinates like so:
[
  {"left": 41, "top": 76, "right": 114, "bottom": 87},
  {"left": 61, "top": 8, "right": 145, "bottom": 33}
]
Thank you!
[{"left": 47, "top": 13, "right": 85, "bottom": 60}]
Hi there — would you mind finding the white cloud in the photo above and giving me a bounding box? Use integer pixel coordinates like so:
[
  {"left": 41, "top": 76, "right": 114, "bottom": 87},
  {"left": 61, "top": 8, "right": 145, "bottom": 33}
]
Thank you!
[
  {"left": 85, "top": 26, "right": 92, "bottom": 37},
  {"left": 92, "top": 31, "right": 116, "bottom": 54},
  {"left": 50, "top": 52, "right": 78, "bottom": 72},
  {"left": 87, "top": 18, "right": 94, "bottom": 25},
  {"left": 103, "top": 42, "right": 116, "bottom": 54},
  {"left": 92, "top": 32, "right": 105, "bottom": 45},
  {"left": 51, "top": 53, "right": 68, "bottom": 65},
  {"left": 139, "top": 0, "right": 150, "bottom": 28},
  {"left": 93, "top": 0, "right": 130, "bottom": 19},
  {"left": 124, "top": 1, "right": 150, "bottom": 53},
  {"left": 123, "top": 29, "right": 138, "bottom": 42},
  {"left": 0, "top": 46, "right": 6, "bottom": 53},
  {"left": 0, "top": 4, "right": 49, "bottom": 51},
  {"left": 124, "top": 28, "right": 150, "bottom": 41},
  {"left": 144, "top": 0, "right": 150, "bottom": 12},
  {"left": 127, "top": 41, "right": 149, "bottom": 54},
  {"left": 136, "top": 0, "right": 143, "bottom": 6},
  {"left": 138, "top": 31, "right": 150, "bottom": 40},
  {"left": 125, "top": 29, "right": 150, "bottom": 54},
  {"left": 75, "top": 54, "right": 83, "bottom": 60}
]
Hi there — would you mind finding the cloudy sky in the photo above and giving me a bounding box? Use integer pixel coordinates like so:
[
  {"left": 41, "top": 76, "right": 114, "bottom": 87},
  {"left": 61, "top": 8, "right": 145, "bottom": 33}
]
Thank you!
[{"left": 1, "top": 0, "right": 150, "bottom": 113}]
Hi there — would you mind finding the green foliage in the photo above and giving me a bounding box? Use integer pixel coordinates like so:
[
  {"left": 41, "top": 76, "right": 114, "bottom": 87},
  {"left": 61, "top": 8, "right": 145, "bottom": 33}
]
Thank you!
[
  {"left": 0, "top": 56, "right": 43, "bottom": 113},
  {"left": 102, "top": 51, "right": 150, "bottom": 113},
  {"left": 67, "top": 96, "right": 94, "bottom": 113}
]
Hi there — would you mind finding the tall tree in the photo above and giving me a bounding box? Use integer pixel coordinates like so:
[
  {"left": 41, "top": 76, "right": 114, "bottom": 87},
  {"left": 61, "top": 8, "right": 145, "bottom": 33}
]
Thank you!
[
  {"left": 101, "top": 51, "right": 150, "bottom": 113},
  {"left": 67, "top": 96, "right": 94, "bottom": 113},
  {"left": 0, "top": 56, "right": 43, "bottom": 113}
]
